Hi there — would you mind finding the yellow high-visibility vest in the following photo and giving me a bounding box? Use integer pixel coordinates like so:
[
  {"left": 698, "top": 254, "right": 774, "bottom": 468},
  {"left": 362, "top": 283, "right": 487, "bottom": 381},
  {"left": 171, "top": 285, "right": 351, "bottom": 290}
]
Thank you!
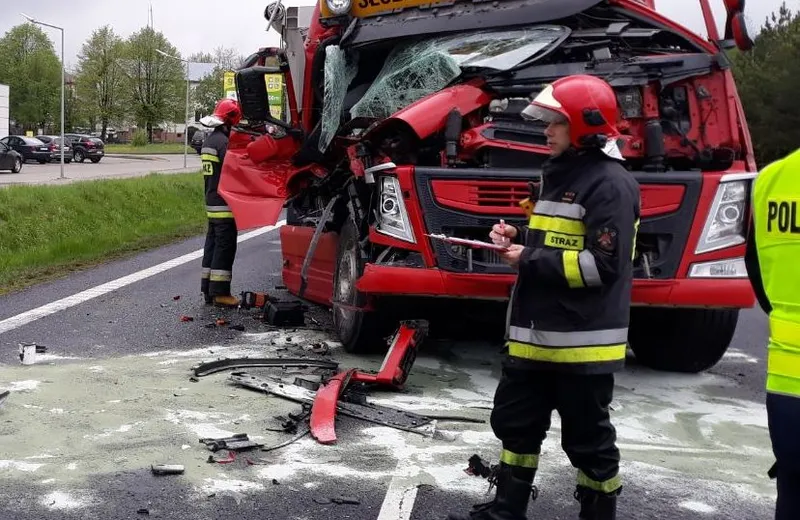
[{"left": 753, "top": 149, "right": 800, "bottom": 399}]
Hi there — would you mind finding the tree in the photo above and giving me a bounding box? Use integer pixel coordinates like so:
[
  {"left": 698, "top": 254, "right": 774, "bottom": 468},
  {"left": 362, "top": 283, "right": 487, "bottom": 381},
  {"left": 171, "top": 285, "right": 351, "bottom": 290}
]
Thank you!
[
  {"left": 188, "top": 46, "right": 245, "bottom": 118},
  {"left": 120, "top": 27, "right": 185, "bottom": 142},
  {"left": 0, "top": 24, "right": 61, "bottom": 131},
  {"left": 74, "top": 26, "right": 126, "bottom": 141},
  {"left": 730, "top": 2, "right": 800, "bottom": 166}
]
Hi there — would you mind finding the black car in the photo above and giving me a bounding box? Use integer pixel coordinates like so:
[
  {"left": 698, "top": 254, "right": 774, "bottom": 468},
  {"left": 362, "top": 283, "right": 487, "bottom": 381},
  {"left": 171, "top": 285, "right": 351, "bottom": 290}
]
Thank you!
[
  {"left": 0, "top": 135, "right": 51, "bottom": 164},
  {"left": 64, "top": 133, "right": 105, "bottom": 163},
  {"left": 36, "top": 135, "right": 74, "bottom": 163},
  {"left": 0, "top": 141, "right": 24, "bottom": 173},
  {"left": 190, "top": 128, "right": 211, "bottom": 154}
]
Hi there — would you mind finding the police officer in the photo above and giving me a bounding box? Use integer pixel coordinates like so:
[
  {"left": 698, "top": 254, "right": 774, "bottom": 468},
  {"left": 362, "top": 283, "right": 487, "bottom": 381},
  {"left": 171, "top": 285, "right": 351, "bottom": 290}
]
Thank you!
[
  {"left": 199, "top": 98, "right": 243, "bottom": 307},
  {"left": 744, "top": 148, "right": 800, "bottom": 520},
  {"left": 448, "top": 75, "right": 640, "bottom": 520}
]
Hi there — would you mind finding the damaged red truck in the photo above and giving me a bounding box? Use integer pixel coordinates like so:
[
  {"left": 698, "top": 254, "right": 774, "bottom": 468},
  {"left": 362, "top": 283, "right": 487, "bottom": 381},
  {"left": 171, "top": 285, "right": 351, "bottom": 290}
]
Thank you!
[{"left": 218, "top": 0, "right": 757, "bottom": 373}]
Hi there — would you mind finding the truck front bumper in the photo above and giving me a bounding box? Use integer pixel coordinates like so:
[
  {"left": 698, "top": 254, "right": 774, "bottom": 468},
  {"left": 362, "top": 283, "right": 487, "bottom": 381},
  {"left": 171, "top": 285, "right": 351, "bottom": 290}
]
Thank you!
[{"left": 355, "top": 264, "right": 756, "bottom": 309}]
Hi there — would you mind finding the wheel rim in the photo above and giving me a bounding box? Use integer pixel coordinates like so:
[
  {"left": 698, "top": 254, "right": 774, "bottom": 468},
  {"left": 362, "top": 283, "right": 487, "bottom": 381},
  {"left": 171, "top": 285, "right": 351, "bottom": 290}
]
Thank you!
[
  {"left": 14, "top": 159, "right": 21, "bottom": 171},
  {"left": 334, "top": 241, "right": 359, "bottom": 334},
  {"left": 75, "top": 151, "right": 84, "bottom": 161}
]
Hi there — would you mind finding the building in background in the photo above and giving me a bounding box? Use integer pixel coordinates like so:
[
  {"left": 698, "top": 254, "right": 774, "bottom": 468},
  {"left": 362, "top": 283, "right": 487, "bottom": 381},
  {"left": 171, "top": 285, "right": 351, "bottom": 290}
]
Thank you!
[{"left": 0, "top": 84, "right": 8, "bottom": 139}]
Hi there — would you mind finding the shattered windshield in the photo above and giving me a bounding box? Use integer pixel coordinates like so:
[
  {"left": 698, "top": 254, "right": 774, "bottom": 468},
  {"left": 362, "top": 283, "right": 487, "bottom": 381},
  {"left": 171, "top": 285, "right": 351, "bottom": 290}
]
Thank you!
[{"left": 319, "top": 26, "right": 569, "bottom": 151}]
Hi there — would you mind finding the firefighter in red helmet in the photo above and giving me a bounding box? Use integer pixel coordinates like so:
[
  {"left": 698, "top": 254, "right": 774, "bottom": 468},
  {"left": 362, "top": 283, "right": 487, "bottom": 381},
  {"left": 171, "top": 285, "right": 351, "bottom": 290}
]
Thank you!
[
  {"left": 448, "top": 75, "right": 640, "bottom": 520},
  {"left": 199, "top": 98, "right": 243, "bottom": 307}
]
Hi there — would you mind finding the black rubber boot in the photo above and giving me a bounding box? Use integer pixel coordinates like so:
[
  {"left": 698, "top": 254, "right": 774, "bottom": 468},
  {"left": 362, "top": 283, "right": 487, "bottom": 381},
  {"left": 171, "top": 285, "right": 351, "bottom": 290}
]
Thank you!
[
  {"left": 575, "top": 486, "right": 619, "bottom": 520},
  {"left": 446, "top": 466, "right": 535, "bottom": 520}
]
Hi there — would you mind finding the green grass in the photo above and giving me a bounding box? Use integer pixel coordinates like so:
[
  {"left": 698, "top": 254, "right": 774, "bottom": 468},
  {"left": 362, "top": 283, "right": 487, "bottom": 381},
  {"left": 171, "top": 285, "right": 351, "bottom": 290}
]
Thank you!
[
  {"left": 0, "top": 172, "right": 207, "bottom": 295},
  {"left": 105, "top": 143, "right": 194, "bottom": 155}
]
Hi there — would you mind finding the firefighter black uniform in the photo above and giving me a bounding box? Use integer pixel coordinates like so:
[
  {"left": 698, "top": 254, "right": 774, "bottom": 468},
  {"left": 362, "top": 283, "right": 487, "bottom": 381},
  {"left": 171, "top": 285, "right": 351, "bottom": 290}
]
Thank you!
[
  {"left": 745, "top": 148, "right": 800, "bottom": 520},
  {"left": 448, "top": 75, "right": 640, "bottom": 520},
  {"left": 199, "top": 98, "right": 242, "bottom": 307}
]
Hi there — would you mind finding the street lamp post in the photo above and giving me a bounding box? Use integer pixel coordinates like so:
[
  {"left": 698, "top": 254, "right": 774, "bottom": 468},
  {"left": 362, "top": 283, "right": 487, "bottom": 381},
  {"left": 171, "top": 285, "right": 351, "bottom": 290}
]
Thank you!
[
  {"left": 21, "top": 12, "right": 65, "bottom": 180},
  {"left": 156, "top": 49, "right": 190, "bottom": 169}
]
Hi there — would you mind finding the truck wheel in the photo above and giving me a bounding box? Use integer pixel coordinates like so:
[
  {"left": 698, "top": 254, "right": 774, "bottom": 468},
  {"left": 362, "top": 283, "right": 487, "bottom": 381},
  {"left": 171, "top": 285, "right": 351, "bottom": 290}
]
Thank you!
[
  {"left": 332, "top": 219, "right": 385, "bottom": 354},
  {"left": 628, "top": 308, "right": 739, "bottom": 373}
]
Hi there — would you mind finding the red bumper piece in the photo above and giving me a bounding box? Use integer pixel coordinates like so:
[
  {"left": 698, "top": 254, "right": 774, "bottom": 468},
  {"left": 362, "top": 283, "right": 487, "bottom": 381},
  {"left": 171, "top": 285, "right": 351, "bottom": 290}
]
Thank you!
[{"left": 309, "top": 321, "right": 429, "bottom": 444}]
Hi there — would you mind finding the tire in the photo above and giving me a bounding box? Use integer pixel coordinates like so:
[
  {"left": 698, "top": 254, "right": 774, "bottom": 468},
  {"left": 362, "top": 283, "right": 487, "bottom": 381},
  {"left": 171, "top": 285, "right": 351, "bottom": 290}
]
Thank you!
[
  {"left": 38, "top": 160, "right": 47, "bottom": 164},
  {"left": 628, "top": 307, "right": 739, "bottom": 373},
  {"left": 74, "top": 149, "right": 85, "bottom": 163},
  {"left": 11, "top": 157, "right": 22, "bottom": 173},
  {"left": 332, "top": 219, "right": 386, "bottom": 354},
  {"left": 90, "top": 157, "right": 101, "bottom": 163}
]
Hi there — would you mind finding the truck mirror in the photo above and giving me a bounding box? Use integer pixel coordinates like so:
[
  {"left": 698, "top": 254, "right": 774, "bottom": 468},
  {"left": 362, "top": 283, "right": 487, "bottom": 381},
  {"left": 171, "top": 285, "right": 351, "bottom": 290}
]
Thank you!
[
  {"left": 235, "top": 66, "right": 292, "bottom": 129},
  {"left": 729, "top": 12, "right": 754, "bottom": 51}
]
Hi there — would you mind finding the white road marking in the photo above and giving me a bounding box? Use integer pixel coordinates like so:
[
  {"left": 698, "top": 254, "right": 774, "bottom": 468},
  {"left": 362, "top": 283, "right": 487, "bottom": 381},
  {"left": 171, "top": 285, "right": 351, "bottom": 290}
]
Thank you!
[
  {"left": 377, "top": 462, "right": 422, "bottom": 520},
  {"left": 0, "top": 221, "right": 285, "bottom": 335}
]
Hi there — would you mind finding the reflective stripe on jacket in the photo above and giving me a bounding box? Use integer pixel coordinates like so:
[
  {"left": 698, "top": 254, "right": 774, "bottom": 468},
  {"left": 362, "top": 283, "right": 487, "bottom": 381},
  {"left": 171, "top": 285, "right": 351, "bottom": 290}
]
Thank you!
[
  {"left": 751, "top": 149, "right": 800, "bottom": 399},
  {"left": 505, "top": 148, "right": 641, "bottom": 374}
]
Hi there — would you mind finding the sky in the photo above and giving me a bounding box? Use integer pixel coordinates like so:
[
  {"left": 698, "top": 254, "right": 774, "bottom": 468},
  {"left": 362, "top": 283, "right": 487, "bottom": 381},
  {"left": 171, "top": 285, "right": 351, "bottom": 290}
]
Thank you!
[{"left": 0, "top": 0, "right": 793, "bottom": 71}]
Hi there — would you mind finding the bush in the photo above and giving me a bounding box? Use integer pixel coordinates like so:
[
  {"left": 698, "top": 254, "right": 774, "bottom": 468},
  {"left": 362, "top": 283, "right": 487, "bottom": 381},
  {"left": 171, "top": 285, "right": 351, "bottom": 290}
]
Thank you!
[{"left": 131, "top": 129, "right": 148, "bottom": 147}]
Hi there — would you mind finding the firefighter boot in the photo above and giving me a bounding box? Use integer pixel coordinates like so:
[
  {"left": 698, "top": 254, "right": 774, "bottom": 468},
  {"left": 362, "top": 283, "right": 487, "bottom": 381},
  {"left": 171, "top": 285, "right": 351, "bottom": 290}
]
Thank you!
[
  {"left": 446, "top": 466, "right": 535, "bottom": 520},
  {"left": 574, "top": 486, "right": 619, "bottom": 520},
  {"left": 212, "top": 295, "right": 240, "bottom": 308}
]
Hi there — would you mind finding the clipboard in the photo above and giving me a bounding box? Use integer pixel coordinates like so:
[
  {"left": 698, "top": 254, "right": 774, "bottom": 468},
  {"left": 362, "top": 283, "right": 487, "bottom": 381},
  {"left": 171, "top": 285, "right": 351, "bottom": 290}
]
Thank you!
[{"left": 426, "top": 234, "right": 511, "bottom": 252}]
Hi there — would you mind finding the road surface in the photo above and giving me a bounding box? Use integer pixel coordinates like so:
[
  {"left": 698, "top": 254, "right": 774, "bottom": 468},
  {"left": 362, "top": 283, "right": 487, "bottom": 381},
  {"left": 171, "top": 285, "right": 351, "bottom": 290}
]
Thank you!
[
  {"left": 0, "top": 154, "right": 201, "bottom": 186},
  {"left": 0, "top": 224, "right": 775, "bottom": 519}
]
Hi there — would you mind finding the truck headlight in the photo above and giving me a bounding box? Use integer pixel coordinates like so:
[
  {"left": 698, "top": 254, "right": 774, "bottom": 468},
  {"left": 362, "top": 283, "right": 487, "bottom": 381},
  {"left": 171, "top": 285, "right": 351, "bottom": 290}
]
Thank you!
[
  {"left": 688, "top": 257, "right": 748, "bottom": 278},
  {"left": 695, "top": 180, "right": 748, "bottom": 254},
  {"left": 377, "top": 176, "right": 415, "bottom": 243},
  {"left": 325, "top": 0, "right": 351, "bottom": 15}
]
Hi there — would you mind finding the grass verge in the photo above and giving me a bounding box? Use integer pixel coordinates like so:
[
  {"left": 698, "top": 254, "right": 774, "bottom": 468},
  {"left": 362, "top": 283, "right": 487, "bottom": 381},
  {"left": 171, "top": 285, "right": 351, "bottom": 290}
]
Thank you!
[
  {"left": 0, "top": 172, "right": 207, "bottom": 296},
  {"left": 105, "top": 143, "right": 194, "bottom": 155}
]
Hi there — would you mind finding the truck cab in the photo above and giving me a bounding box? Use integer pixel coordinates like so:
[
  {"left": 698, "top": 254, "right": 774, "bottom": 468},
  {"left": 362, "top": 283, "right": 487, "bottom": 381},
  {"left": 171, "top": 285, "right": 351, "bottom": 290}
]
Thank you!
[{"left": 219, "top": 0, "right": 756, "bottom": 373}]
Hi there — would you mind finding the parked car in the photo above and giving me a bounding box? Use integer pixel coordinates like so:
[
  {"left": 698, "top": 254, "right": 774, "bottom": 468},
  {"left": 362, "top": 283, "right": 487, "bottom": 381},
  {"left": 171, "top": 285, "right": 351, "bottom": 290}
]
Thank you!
[
  {"left": 0, "top": 135, "right": 51, "bottom": 164},
  {"left": 190, "top": 128, "right": 211, "bottom": 154},
  {"left": 0, "top": 141, "right": 24, "bottom": 173},
  {"left": 64, "top": 133, "right": 105, "bottom": 163},
  {"left": 36, "top": 135, "right": 74, "bottom": 163}
]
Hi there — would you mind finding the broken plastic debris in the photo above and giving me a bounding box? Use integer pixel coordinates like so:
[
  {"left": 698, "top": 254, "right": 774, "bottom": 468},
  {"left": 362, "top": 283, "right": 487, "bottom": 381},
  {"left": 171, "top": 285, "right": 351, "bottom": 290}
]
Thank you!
[
  {"left": 180, "top": 315, "right": 194, "bottom": 322},
  {"left": 151, "top": 464, "right": 185, "bottom": 475}
]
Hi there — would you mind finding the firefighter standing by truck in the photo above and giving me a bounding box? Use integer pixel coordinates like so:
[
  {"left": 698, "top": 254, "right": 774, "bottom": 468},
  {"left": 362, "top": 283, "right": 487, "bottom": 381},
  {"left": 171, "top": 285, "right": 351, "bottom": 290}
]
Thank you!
[
  {"left": 199, "top": 98, "right": 243, "bottom": 307},
  {"left": 448, "top": 75, "right": 640, "bottom": 520},
  {"left": 744, "top": 148, "right": 800, "bottom": 520}
]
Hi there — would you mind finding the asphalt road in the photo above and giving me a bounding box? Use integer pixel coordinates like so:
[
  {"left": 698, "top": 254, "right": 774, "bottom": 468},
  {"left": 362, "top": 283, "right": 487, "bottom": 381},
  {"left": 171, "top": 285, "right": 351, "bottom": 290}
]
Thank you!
[
  {"left": 0, "top": 224, "right": 776, "bottom": 520},
  {"left": 0, "top": 153, "right": 201, "bottom": 186}
]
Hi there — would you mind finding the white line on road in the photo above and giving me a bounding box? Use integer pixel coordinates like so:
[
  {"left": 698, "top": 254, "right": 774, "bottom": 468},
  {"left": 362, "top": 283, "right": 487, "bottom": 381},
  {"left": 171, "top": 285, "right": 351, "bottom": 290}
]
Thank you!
[
  {"left": 377, "top": 462, "right": 421, "bottom": 520},
  {"left": 0, "top": 221, "right": 286, "bottom": 335}
]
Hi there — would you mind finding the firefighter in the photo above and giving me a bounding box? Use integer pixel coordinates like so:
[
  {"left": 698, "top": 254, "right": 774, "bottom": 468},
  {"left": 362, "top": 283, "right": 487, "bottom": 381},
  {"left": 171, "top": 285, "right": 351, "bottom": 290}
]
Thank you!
[
  {"left": 448, "top": 75, "right": 640, "bottom": 520},
  {"left": 199, "top": 98, "right": 243, "bottom": 307},
  {"left": 744, "top": 148, "right": 800, "bottom": 520}
]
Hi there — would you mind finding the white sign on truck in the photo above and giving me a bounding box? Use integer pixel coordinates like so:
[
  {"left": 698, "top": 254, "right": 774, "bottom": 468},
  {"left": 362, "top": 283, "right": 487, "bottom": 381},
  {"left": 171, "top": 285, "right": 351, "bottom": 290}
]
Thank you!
[{"left": 0, "top": 84, "right": 9, "bottom": 139}]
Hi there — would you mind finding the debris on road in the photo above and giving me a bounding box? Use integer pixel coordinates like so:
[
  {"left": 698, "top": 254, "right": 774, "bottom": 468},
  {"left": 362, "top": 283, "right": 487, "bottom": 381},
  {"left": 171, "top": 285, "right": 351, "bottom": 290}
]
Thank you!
[
  {"left": 191, "top": 357, "right": 339, "bottom": 378},
  {"left": 200, "top": 433, "right": 264, "bottom": 452},
  {"left": 0, "top": 390, "right": 10, "bottom": 406},
  {"left": 151, "top": 464, "right": 185, "bottom": 475},
  {"left": 179, "top": 315, "right": 194, "bottom": 322},
  {"left": 265, "top": 298, "right": 306, "bottom": 327}
]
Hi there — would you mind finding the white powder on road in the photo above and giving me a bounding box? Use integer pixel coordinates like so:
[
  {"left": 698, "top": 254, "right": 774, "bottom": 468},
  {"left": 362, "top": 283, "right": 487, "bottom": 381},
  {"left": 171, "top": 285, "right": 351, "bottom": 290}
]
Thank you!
[
  {"left": 0, "top": 460, "right": 45, "bottom": 472},
  {"left": 680, "top": 501, "right": 717, "bottom": 513},
  {"left": 7, "top": 380, "right": 41, "bottom": 392},
  {"left": 40, "top": 490, "right": 91, "bottom": 510},
  {"left": 203, "top": 477, "right": 264, "bottom": 494}
]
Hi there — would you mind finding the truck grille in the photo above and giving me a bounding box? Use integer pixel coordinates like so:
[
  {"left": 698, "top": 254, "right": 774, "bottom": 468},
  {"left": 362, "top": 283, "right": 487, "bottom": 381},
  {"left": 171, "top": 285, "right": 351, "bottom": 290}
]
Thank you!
[{"left": 430, "top": 180, "right": 529, "bottom": 215}]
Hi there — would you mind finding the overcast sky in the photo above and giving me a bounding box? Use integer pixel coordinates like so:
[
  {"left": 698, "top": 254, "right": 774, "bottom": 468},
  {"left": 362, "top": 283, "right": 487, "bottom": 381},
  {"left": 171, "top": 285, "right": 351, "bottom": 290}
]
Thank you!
[{"left": 0, "top": 0, "right": 793, "bottom": 70}]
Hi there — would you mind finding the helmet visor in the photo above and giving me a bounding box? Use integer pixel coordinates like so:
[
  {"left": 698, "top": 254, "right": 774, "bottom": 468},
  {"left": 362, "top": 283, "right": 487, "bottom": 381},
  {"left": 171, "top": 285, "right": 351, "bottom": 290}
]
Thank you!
[{"left": 521, "top": 104, "right": 568, "bottom": 124}]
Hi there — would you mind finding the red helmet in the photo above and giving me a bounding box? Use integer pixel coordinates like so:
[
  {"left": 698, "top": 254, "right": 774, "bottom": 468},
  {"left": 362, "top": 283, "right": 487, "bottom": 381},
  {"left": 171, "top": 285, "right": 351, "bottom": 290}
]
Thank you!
[
  {"left": 212, "top": 98, "right": 243, "bottom": 127},
  {"left": 521, "top": 75, "right": 621, "bottom": 157}
]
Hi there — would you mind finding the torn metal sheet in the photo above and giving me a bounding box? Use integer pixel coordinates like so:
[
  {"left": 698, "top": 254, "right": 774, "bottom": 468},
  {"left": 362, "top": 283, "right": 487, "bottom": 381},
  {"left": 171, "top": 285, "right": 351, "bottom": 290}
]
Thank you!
[
  {"left": 311, "top": 370, "right": 355, "bottom": 445},
  {"left": 229, "top": 372, "right": 434, "bottom": 434},
  {"left": 192, "top": 357, "right": 339, "bottom": 378}
]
